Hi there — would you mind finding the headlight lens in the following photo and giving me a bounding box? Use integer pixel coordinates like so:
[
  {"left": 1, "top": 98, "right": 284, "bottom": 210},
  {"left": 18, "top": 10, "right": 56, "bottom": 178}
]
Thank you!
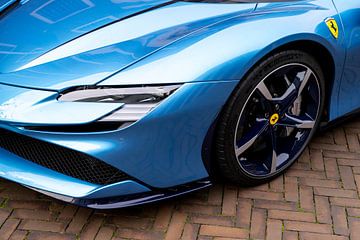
[{"left": 58, "top": 85, "right": 181, "bottom": 122}]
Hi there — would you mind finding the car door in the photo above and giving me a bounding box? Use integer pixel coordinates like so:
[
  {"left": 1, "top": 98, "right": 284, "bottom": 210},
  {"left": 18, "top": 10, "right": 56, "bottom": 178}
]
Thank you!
[{"left": 332, "top": 1, "right": 360, "bottom": 116}]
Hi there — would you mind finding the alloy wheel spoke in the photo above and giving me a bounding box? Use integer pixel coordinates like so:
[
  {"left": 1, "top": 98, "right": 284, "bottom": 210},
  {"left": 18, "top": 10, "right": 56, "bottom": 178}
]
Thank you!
[
  {"left": 256, "top": 81, "right": 273, "bottom": 101},
  {"left": 270, "top": 150, "right": 278, "bottom": 173},
  {"left": 297, "top": 68, "right": 312, "bottom": 97},
  {"left": 269, "top": 128, "right": 278, "bottom": 173},
  {"left": 278, "top": 113, "right": 315, "bottom": 129},
  {"left": 235, "top": 120, "right": 268, "bottom": 158}
]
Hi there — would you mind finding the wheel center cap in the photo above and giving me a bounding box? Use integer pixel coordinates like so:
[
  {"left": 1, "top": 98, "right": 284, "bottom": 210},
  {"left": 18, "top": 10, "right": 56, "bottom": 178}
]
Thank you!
[{"left": 270, "top": 113, "right": 279, "bottom": 125}]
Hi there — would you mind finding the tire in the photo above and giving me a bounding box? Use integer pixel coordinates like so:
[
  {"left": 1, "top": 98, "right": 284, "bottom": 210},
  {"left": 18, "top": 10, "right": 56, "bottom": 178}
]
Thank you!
[{"left": 215, "top": 50, "right": 325, "bottom": 186}]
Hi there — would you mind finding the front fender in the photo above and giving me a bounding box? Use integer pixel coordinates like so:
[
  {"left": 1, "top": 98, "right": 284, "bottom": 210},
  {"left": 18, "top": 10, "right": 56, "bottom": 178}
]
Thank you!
[{"left": 101, "top": 2, "right": 341, "bottom": 82}]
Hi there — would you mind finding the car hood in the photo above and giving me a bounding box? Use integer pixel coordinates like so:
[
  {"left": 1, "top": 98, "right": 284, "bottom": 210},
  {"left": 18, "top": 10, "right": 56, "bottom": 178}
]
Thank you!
[
  {"left": 0, "top": 0, "right": 255, "bottom": 90},
  {"left": 0, "top": 0, "right": 174, "bottom": 74}
]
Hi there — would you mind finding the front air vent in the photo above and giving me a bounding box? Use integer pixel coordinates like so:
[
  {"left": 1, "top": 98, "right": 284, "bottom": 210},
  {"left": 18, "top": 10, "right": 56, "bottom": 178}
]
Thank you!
[{"left": 0, "top": 127, "right": 130, "bottom": 185}]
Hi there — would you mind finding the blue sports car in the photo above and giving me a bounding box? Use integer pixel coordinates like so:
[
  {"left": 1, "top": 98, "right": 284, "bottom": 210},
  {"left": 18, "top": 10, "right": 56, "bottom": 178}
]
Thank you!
[{"left": 0, "top": 0, "right": 358, "bottom": 208}]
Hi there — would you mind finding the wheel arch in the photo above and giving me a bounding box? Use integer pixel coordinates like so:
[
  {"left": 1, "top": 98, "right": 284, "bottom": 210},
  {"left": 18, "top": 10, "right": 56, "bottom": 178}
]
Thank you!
[
  {"left": 265, "top": 40, "right": 336, "bottom": 122},
  {"left": 202, "top": 39, "right": 336, "bottom": 176},
  {"left": 230, "top": 38, "right": 336, "bottom": 122}
]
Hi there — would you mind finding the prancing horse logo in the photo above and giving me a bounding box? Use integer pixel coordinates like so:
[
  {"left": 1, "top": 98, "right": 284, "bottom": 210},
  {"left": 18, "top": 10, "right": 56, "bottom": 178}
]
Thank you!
[
  {"left": 270, "top": 113, "right": 279, "bottom": 125},
  {"left": 326, "top": 18, "right": 339, "bottom": 39}
]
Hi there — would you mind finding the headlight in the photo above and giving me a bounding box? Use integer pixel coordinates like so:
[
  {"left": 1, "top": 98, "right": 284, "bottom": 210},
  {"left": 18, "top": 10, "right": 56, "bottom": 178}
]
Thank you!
[{"left": 59, "top": 85, "right": 181, "bottom": 122}]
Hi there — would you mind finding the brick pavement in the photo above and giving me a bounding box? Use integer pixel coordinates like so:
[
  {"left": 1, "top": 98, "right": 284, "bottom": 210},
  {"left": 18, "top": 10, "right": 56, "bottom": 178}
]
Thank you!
[{"left": 1, "top": 118, "right": 360, "bottom": 239}]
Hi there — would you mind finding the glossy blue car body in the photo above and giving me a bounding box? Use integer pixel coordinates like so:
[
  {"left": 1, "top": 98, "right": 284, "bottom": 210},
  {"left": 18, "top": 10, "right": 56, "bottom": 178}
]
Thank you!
[{"left": 0, "top": 0, "right": 358, "bottom": 208}]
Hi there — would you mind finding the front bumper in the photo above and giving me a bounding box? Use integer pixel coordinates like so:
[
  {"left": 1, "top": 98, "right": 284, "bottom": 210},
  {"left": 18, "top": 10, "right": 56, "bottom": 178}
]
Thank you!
[{"left": 0, "top": 80, "right": 237, "bottom": 206}]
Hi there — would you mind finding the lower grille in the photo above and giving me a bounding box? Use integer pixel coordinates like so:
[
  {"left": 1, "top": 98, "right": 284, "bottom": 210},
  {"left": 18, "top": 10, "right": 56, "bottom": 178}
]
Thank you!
[{"left": 0, "top": 128, "right": 129, "bottom": 185}]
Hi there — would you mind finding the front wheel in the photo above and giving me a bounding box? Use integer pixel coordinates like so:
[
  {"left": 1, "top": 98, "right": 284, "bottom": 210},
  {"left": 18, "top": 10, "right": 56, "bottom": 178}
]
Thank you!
[{"left": 215, "top": 50, "right": 325, "bottom": 186}]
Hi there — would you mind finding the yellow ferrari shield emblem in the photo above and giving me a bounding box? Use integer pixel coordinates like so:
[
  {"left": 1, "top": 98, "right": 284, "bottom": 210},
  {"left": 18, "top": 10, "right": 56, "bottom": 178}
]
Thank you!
[
  {"left": 270, "top": 113, "right": 279, "bottom": 125},
  {"left": 326, "top": 18, "right": 339, "bottom": 39}
]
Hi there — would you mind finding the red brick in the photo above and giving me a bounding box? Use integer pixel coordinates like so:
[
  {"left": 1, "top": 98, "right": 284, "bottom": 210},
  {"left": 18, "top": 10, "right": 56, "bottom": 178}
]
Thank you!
[
  {"left": 95, "top": 226, "right": 114, "bottom": 240},
  {"left": 300, "top": 232, "right": 348, "bottom": 240},
  {"left": 12, "top": 209, "right": 51, "bottom": 221},
  {"left": 339, "top": 165, "right": 357, "bottom": 189},
  {"left": 238, "top": 190, "right": 282, "bottom": 201},
  {"left": 333, "top": 128, "right": 346, "bottom": 145},
  {"left": 346, "top": 133, "right": 360, "bottom": 152},
  {"left": 191, "top": 215, "right": 233, "bottom": 227},
  {"left": 27, "top": 232, "right": 75, "bottom": 240},
  {"left": 286, "top": 169, "right": 326, "bottom": 179},
  {"left": 269, "top": 175, "right": 283, "bottom": 192},
  {"left": 268, "top": 210, "right": 315, "bottom": 222},
  {"left": 180, "top": 204, "right": 220, "bottom": 215},
  {"left": 0, "top": 219, "right": 20, "bottom": 240},
  {"left": 314, "top": 187, "right": 357, "bottom": 198},
  {"left": 80, "top": 215, "right": 103, "bottom": 240},
  {"left": 250, "top": 208, "right": 266, "bottom": 239},
  {"left": 0, "top": 187, "right": 37, "bottom": 200},
  {"left": 347, "top": 208, "right": 360, "bottom": 217},
  {"left": 164, "top": 212, "right": 187, "bottom": 240},
  {"left": 49, "top": 202, "right": 64, "bottom": 213},
  {"left": 153, "top": 204, "right": 173, "bottom": 231},
  {"left": 65, "top": 208, "right": 92, "bottom": 234},
  {"left": 197, "top": 237, "right": 214, "bottom": 240},
  {"left": 182, "top": 192, "right": 208, "bottom": 205},
  {"left": 354, "top": 174, "right": 360, "bottom": 194},
  {"left": 330, "top": 197, "right": 360, "bottom": 208},
  {"left": 338, "top": 158, "right": 360, "bottom": 167},
  {"left": 313, "top": 135, "right": 333, "bottom": 144},
  {"left": 0, "top": 209, "right": 11, "bottom": 226},
  {"left": 254, "top": 199, "right": 297, "bottom": 211},
  {"left": 222, "top": 186, "right": 237, "bottom": 216},
  {"left": 298, "top": 147, "right": 310, "bottom": 163},
  {"left": 315, "top": 196, "right": 331, "bottom": 224},
  {"left": 285, "top": 177, "right": 298, "bottom": 202},
  {"left": 284, "top": 221, "right": 332, "bottom": 234},
  {"left": 213, "top": 238, "right": 246, "bottom": 240},
  {"left": 9, "top": 230, "right": 28, "bottom": 240},
  {"left": 323, "top": 151, "right": 360, "bottom": 160},
  {"left": 199, "top": 225, "right": 248, "bottom": 238},
  {"left": 266, "top": 219, "right": 282, "bottom": 240},
  {"left": 19, "top": 220, "right": 65, "bottom": 232},
  {"left": 324, "top": 158, "right": 340, "bottom": 180},
  {"left": 7, "top": 200, "right": 50, "bottom": 210},
  {"left": 283, "top": 231, "right": 298, "bottom": 240},
  {"left": 292, "top": 162, "right": 311, "bottom": 170},
  {"left": 299, "top": 178, "right": 340, "bottom": 188},
  {"left": 207, "top": 185, "right": 223, "bottom": 205},
  {"left": 309, "top": 148, "right": 325, "bottom": 171},
  {"left": 112, "top": 216, "right": 151, "bottom": 229},
  {"left": 181, "top": 223, "right": 199, "bottom": 240},
  {"left": 236, "top": 198, "right": 252, "bottom": 228},
  {"left": 350, "top": 219, "right": 360, "bottom": 240},
  {"left": 300, "top": 186, "right": 314, "bottom": 211},
  {"left": 251, "top": 183, "right": 269, "bottom": 191},
  {"left": 331, "top": 206, "right": 349, "bottom": 236},
  {"left": 57, "top": 205, "right": 77, "bottom": 221},
  {"left": 353, "top": 166, "right": 360, "bottom": 174},
  {"left": 116, "top": 229, "right": 163, "bottom": 240},
  {"left": 310, "top": 143, "right": 348, "bottom": 152}
]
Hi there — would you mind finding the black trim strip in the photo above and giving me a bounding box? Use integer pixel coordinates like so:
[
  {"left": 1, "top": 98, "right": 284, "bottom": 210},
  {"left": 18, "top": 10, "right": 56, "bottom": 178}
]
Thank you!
[{"left": 26, "top": 178, "right": 212, "bottom": 209}]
